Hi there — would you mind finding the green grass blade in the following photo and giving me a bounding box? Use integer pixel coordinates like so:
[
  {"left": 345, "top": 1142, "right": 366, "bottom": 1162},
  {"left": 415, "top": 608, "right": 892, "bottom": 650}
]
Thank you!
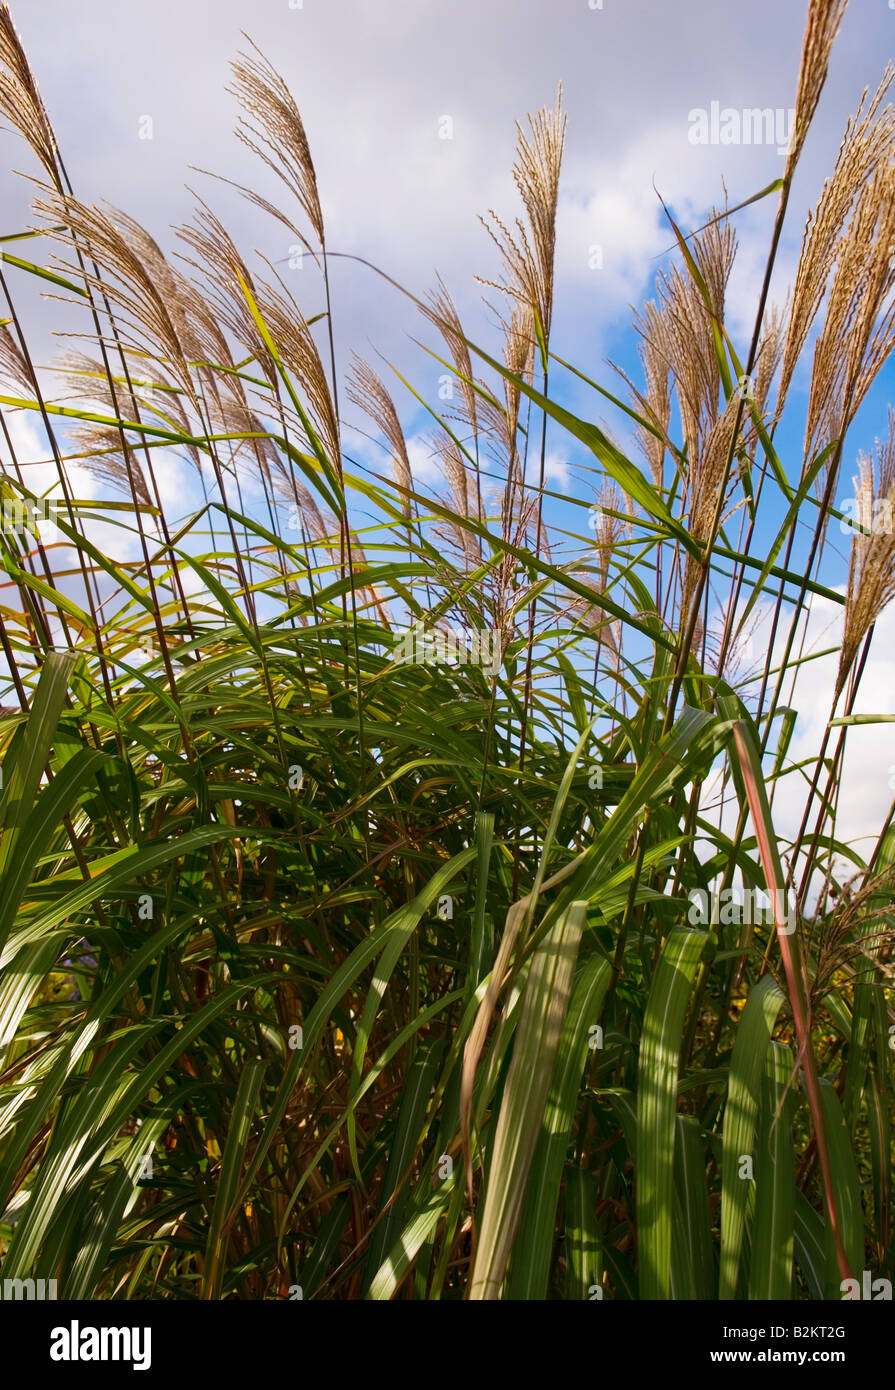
[
  {"left": 719, "top": 973, "right": 785, "bottom": 1299},
  {"left": 368, "top": 1173, "right": 457, "bottom": 1301},
  {"left": 362, "top": 1038, "right": 442, "bottom": 1292},
  {"left": 635, "top": 925, "right": 706, "bottom": 1300},
  {"left": 203, "top": 1059, "right": 267, "bottom": 1298},
  {"left": 794, "top": 1190, "right": 827, "bottom": 1300},
  {"left": 819, "top": 1079, "right": 864, "bottom": 1298},
  {"left": 469, "top": 900, "right": 587, "bottom": 1299},
  {"left": 0, "top": 651, "right": 75, "bottom": 953},
  {"left": 468, "top": 810, "right": 495, "bottom": 995},
  {"left": 749, "top": 1041, "right": 794, "bottom": 1300},
  {"left": 671, "top": 1115, "right": 714, "bottom": 1300},
  {"left": 565, "top": 1165, "right": 602, "bottom": 1300},
  {"left": 507, "top": 953, "right": 611, "bottom": 1298}
]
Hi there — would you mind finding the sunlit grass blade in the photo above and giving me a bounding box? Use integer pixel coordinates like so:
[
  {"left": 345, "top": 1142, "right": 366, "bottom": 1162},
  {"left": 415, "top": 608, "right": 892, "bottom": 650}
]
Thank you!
[
  {"left": 818, "top": 1079, "right": 865, "bottom": 1298},
  {"left": 362, "top": 1038, "right": 442, "bottom": 1293},
  {"left": 719, "top": 973, "right": 785, "bottom": 1299},
  {"left": 203, "top": 1059, "right": 267, "bottom": 1299},
  {"left": 469, "top": 901, "right": 587, "bottom": 1300},
  {"left": 565, "top": 1165, "right": 601, "bottom": 1301},
  {"left": 636, "top": 925, "right": 706, "bottom": 1300},
  {"left": 671, "top": 1115, "right": 714, "bottom": 1300},
  {"left": 749, "top": 1041, "right": 795, "bottom": 1300},
  {"left": 731, "top": 717, "right": 853, "bottom": 1284},
  {"left": 507, "top": 953, "right": 611, "bottom": 1298}
]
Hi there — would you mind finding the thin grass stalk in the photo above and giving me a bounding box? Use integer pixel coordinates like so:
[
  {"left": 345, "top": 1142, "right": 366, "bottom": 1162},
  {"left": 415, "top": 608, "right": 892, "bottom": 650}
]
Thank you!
[{"left": 732, "top": 720, "right": 853, "bottom": 1283}]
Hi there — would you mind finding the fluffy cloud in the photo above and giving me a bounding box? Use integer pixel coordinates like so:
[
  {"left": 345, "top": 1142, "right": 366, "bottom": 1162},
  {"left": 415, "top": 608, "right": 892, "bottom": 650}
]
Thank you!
[
  {"left": 3, "top": 0, "right": 889, "bottom": 380},
  {"left": 701, "top": 590, "right": 895, "bottom": 898}
]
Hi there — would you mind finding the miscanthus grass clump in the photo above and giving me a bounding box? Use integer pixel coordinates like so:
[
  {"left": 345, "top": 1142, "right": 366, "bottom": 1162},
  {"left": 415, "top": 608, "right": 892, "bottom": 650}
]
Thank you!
[{"left": 0, "top": 0, "right": 892, "bottom": 1300}]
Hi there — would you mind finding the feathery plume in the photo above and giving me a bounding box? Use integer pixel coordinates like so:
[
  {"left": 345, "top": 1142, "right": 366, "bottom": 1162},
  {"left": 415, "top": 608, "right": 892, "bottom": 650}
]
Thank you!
[
  {"left": 568, "top": 483, "right": 625, "bottom": 657},
  {"left": 205, "top": 391, "right": 280, "bottom": 478},
  {"left": 179, "top": 203, "right": 267, "bottom": 351},
  {"left": 478, "top": 88, "right": 565, "bottom": 357},
  {"left": 229, "top": 39, "right": 324, "bottom": 252},
  {"left": 752, "top": 302, "right": 785, "bottom": 422},
  {"left": 33, "top": 193, "right": 200, "bottom": 400},
  {"left": 347, "top": 355, "right": 413, "bottom": 517},
  {"left": 810, "top": 862, "right": 895, "bottom": 1005},
  {"left": 253, "top": 277, "right": 340, "bottom": 465},
  {"left": 786, "top": 0, "right": 850, "bottom": 177},
  {"left": 838, "top": 410, "right": 895, "bottom": 694},
  {"left": 649, "top": 214, "right": 737, "bottom": 464},
  {"left": 272, "top": 470, "right": 333, "bottom": 547},
  {"left": 0, "top": 321, "right": 36, "bottom": 395},
  {"left": 66, "top": 425, "right": 154, "bottom": 508},
  {"left": 680, "top": 392, "right": 744, "bottom": 620},
  {"left": 614, "top": 299, "right": 674, "bottom": 490},
  {"left": 433, "top": 430, "right": 482, "bottom": 567},
  {"left": 0, "top": 5, "right": 59, "bottom": 182},
  {"left": 185, "top": 216, "right": 339, "bottom": 468},
  {"left": 422, "top": 277, "right": 479, "bottom": 438},
  {"left": 502, "top": 303, "right": 536, "bottom": 467},
  {"left": 803, "top": 158, "right": 895, "bottom": 477},
  {"left": 60, "top": 351, "right": 202, "bottom": 505},
  {"left": 778, "top": 66, "right": 894, "bottom": 417}
]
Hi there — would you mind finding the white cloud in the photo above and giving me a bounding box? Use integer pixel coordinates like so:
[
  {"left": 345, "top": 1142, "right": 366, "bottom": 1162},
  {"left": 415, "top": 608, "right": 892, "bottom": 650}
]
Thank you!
[
  {"left": 524, "top": 448, "right": 573, "bottom": 495},
  {"left": 701, "top": 590, "right": 895, "bottom": 899},
  {"left": 5, "top": 0, "right": 887, "bottom": 383},
  {"left": 404, "top": 432, "right": 444, "bottom": 488}
]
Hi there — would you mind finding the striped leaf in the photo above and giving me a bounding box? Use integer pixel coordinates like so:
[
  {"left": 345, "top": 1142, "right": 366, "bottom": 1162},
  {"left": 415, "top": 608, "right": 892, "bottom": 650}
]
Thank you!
[
  {"left": 671, "top": 1115, "right": 714, "bottom": 1300},
  {"left": 819, "top": 1079, "right": 865, "bottom": 1298},
  {"left": 564, "top": 1165, "right": 602, "bottom": 1301},
  {"left": 363, "top": 1039, "right": 442, "bottom": 1291},
  {"left": 719, "top": 973, "right": 785, "bottom": 1298},
  {"left": 507, "top": 954, "right": 611, "bottom": 1298},
  {"left": 749, "top": 1041, "right": 794, "bottom": 1299},
  {"left": 469, "top": 900, "right": 587, "bottom": 1299},
  {"left": 636, "top": 925, "right": 706, "bottom": 1300}
]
